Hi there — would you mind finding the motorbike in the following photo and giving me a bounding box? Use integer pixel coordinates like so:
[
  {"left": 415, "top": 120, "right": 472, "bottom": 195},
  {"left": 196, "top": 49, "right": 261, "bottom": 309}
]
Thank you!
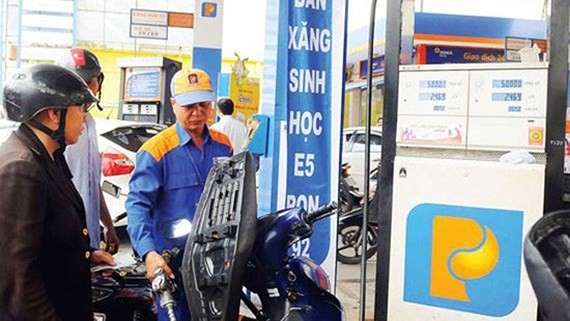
[
  {"left": 339, "top": 162, "right": 364, "bottom": 213},
  {"left": 91, "top": 246, "right": 187, "bottom": 321},
  {"left": 93, "top": 180, "right": 158, "bottom": 320},
  {"left": 337, "top": 166, "right": 379, "bottom": 264},
  {"left": 524, "top": 209, "right": 570, "bottom": 321},
  {"left": 181, "top": 152, "right": 344, "bottom": 321},
  {"left": 91, "top": 256, "right": 157, "bottom": 321},
  {"left": 97, "top": 152, "right": 344, "bottom": 321},
  {"left": 337, "top": 207, "right": 378, "bottom": 265}
]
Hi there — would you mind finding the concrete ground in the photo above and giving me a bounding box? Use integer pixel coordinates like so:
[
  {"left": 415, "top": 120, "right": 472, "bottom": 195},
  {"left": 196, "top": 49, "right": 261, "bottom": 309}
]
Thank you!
[{"left": 335, "top": 256, "right": 377, "bottom": 321}]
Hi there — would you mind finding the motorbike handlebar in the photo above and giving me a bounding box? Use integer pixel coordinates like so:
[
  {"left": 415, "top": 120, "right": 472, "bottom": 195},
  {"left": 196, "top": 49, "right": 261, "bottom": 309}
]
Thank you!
[{"left": 304, "top": 202, "right": 338, "bottom": 224}]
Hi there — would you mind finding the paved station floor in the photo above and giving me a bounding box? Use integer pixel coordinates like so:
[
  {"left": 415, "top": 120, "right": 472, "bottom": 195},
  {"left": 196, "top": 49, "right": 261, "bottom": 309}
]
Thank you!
[{"left": 336, "top": 256, "right": 377, "bottom": 321}]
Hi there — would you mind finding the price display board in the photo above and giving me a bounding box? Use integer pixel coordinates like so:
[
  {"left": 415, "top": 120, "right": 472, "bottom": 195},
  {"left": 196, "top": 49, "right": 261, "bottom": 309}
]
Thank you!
[
  {"left": 469, "top": 69, "right": 547, "bottom": 118},
  {"left": 123, "top": 67, "right": 163, "bottom": 102},
  {"left": 399, "top": 71, "right": 469, "bottom": 116}
]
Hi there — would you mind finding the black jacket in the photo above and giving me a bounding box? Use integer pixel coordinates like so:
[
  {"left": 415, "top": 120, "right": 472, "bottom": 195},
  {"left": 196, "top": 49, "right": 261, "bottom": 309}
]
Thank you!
[{"left": 0, "top": 125, "right": 93, "bottom": 321}]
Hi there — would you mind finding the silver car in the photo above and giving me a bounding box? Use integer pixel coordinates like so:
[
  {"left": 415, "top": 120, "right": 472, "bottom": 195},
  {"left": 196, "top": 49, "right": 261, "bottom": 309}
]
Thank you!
[{"left": 342, "top": 126, "right": 382, "bottom": 191}]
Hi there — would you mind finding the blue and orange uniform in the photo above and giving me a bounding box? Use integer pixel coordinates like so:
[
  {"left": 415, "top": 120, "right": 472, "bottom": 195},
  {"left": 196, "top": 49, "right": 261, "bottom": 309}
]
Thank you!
[{"left": 126, "top": 122, "right": 232, "bottom": 320}]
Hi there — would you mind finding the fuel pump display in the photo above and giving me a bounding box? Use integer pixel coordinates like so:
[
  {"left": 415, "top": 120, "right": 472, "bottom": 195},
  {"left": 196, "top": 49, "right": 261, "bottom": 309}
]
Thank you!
[{"left": 117, "top": 57, "right": 181, "bottom": 124}]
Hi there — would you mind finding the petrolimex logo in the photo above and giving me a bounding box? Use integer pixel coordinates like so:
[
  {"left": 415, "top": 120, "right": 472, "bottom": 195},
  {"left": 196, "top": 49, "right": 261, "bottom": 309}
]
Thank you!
[
  {"left": 404, "top": 204, "right": 523, "bottom": 317},
  {"left": 201, "top": 2, "right": 217, "bottom": 18}
]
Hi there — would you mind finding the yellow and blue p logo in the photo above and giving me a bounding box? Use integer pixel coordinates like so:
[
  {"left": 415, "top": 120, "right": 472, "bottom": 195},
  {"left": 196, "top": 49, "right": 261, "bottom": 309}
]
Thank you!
[
  {"left": 201, "top": 2, "right": 217, "bottom": 18},
  {"left": 404, "top": 204, "right": 523, "bottom": 316}
]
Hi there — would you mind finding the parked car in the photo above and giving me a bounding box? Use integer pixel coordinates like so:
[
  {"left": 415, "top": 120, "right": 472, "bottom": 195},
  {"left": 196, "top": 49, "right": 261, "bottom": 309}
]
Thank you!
[
  {"left": 0, "top": 117, "right": 167, "bottom": 227},
  {"left": 342, "top": 126, "right": 382, "bottom": 191},
  {"left": 96, "top": 119, "right": 167, "bottom": 227}
]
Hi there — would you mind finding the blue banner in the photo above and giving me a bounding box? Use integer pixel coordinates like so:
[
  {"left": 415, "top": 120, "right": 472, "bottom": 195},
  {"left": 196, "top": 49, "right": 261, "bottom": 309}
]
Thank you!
[
  {"left": 425, "top": 45, "right": 505, "bottom": 64},
  {"left": 359, "top": 56, "right": 385, "bottom": 78},
  {"left": 285, "top": 1, "right": 332, "bottom": 263}
]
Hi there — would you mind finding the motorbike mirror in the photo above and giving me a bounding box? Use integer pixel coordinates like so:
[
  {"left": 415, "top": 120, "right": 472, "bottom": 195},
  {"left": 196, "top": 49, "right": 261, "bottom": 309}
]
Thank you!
[
  {"left": 102, "top": 180, "right": 121, "bottom": 198},
  {"left": 163, "top": 218, "right": 193, "bottom": 239}
]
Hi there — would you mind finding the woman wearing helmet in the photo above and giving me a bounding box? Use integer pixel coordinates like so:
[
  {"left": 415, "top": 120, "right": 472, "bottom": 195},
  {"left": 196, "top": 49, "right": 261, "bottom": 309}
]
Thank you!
[
  {"left": 57, "top": 47, "right": 121, "bottom": 255},
  {"left": 0, "top": 64, "right": 115, "bottom": 321}
]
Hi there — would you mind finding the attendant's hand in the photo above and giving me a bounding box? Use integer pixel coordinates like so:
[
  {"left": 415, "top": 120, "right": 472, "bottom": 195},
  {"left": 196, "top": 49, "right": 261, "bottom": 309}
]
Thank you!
[{"left": 144, "top": 250, "right": 174, "bottom": 281}]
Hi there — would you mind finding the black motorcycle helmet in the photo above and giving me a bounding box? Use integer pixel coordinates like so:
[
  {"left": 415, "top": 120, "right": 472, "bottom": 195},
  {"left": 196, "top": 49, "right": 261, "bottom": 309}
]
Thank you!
[
  {"left": 2, "top": 64, "right": 98, "bottom": 150},
  {"left": 56, "top": 47, "right": 104, "bottom": 110},
  {"left": 524, "top": 210, "right": 570, "bottom": 321}
]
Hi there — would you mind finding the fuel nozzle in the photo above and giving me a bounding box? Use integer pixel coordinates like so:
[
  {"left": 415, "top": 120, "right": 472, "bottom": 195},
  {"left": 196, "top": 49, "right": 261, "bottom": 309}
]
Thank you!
[
  {"left": 152, "top": 267, "right": 178, "bottom": 321},
  {"left": 151, "top": 248, "right": 181, "bottom": 321}
]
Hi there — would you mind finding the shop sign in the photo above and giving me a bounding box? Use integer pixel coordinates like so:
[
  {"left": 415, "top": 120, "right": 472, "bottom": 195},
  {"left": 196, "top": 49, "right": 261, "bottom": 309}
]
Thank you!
[
  {"left": 130, "top": 24, "right": 168, "bottom": 40},
  {"left": 131, "top": 9, "right": 168, "bottom": 26},
  {"left": 130, "top": 9, "right": 193, "bottom": 39},
  {"left": 505, "top": 36, "right": 547, "bottom": 62},
  {"left": 168, "top": 12, "right": 194, "bottom": 28},
  {"left": 424, "top": 45, "right": 505, "bottom": 64},
  {"left": 229, "top": 75, "right": 260, "bottom": 125}
]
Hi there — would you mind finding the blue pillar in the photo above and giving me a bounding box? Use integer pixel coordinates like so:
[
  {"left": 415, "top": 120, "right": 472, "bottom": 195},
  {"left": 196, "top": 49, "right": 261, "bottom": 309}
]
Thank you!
[
  {"left": 258, "top": 0, "right": 348, "bottom": 276},
  {"left": 257, "top": 0, "right": 288, "bottom": 215},
  {"left": 192, "top": 0, "right": 223, "bottom": 95}
]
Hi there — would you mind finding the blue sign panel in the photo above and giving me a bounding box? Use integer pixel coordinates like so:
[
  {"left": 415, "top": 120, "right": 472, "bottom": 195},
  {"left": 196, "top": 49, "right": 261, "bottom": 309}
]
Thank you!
[
  {"left": 404, "top": 203, "right": 523, "bottom": 317},
  {"left": 359, "top": 55, "right": 385, "bottom": 78},
  {"left": 126, "top": 70, "right": 161, "bottom": 100},
  {"left": 286, "top": 2, "right": 332, "bottom": 263},
  {"left": 425, "top": 45, "right": 505, "bottom": 64}
]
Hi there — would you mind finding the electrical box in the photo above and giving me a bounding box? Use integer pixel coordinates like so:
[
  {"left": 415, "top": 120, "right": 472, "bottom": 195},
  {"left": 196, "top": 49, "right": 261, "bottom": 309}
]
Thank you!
[{"left": 117, "top": 57, "right": 182, "bottom": 124}]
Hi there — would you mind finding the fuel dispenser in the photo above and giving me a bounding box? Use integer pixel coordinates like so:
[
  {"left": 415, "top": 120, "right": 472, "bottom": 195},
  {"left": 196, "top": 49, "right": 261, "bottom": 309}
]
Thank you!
[
  {"left": 387, "top": 63, "right": 547, "bottom": 321},
  {"left": 117, "top": 57, "right": 181, "bottom": 124}
]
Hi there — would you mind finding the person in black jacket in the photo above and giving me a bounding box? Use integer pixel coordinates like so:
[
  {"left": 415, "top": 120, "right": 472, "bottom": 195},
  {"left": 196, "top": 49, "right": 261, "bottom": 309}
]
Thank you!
[{"left": 0, "top": 64, "right": 115, "bottom": 321}]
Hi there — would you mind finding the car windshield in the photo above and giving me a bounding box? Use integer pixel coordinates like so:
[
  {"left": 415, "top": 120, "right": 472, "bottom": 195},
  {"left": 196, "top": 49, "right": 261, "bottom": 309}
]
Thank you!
[
  {"left": 351, "top": 132, "right": 382, "bottom": 152},
  {"left": 101, "top": 125, "right": 165, "bottom": 153}
]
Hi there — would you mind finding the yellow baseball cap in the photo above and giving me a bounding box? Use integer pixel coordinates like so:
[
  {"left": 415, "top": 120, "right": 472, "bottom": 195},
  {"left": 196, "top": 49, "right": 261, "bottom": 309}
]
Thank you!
[{"left": 170, "top": 68, "right": 215, "bottom": 106}]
